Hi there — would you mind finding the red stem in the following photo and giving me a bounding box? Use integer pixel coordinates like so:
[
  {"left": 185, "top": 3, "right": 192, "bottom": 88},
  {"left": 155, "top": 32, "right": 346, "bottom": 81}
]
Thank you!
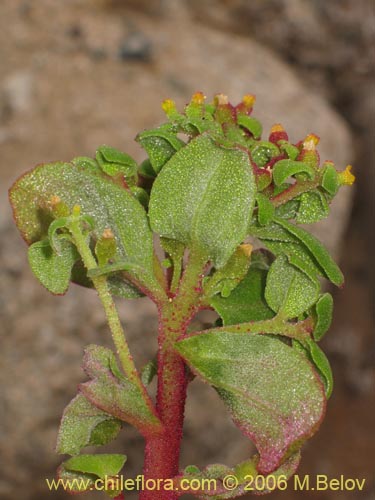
[{"left": 139, "top": 252, "right": 207, "bottom": 500}]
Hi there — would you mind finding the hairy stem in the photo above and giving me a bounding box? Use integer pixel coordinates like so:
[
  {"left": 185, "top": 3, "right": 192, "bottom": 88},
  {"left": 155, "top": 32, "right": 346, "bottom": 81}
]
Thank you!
[
  {"left": 140, "top": 251, "right": 207, "bottom": 500},
  {"left": 69, "top": 217, "right": 155, "bottom": 411}
]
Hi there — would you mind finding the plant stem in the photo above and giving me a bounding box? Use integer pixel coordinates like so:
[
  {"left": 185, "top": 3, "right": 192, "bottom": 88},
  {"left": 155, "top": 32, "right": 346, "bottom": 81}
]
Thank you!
[
  {"left": 69, "top": 218, "right": 154, "bottom": 410},
  {"left": 140, "top": 251, "right": 207, "bottom": 500}
]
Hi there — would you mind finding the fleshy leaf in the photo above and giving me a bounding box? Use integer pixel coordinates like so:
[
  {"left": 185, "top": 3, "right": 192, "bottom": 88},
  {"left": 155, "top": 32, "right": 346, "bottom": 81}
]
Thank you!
[
  {"left": 209, "top": 252, "right": 274, "bottom": 324},
  {"left": 274, "top": 218, "right": 344, "bottom": 286},
  {"left": 265, "top": 255, "right": 319, "bottom": 318},
  {"left": 63, "top": 454, "right": 126, "bottom": 479},
  {"left": 28, "top": 239, "right": 78, "bottom": 295},
  {"left": 141, "top": 359, "right": 158, "bottom": 386},
  {"left": 56, "top": 394, "right": 122, "bottom": 456},
  {"left": 149, "top": 134, "right": 256, "bottom": 268},
  {"left": 272, "top": 159, "right": 315, "bottom": 186},
  {"left": 237, "top": 115, "right": 263, "bottom": 139},
  {"left": 256, "top": 193, "right": 275, "bottom": 226},
  {"left": 79, "top": 345, "right": 162, "bottom": 437},
  {"left": 96, "top": 145, "right": 138, "bottom": 180},
  {"left": 296, "top": 190, "right": 329, "bottom": 224},
  {"left": 305, "top": 339, "right": 333, "bottom": 398},
  {"left": 178, "top": 452, "right": 300, "bottom": 498},
  {"left": 250, "top": 141, "right": 279, "bottom": 168},
  {"left": 204, "top": 244, "right": 252, "bottom": 298},
  {"left": 321, "top": 162, "right": 339, "bottom": 195},
  {"left": 9, "top": 160, "right": 161, "bottom": 295},
  {"left": 313, "top": 293, "right": 334, "bottom": 341},
  {"left": 176, "top": 332, "right": 326, "bottom": 474},
  {"left": 136, "top": 125, "right": 184, "bottom": 174}
]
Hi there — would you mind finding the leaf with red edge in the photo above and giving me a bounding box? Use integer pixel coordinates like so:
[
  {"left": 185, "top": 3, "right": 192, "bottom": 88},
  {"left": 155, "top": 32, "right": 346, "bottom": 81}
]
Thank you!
[
  {"left": 79, "top": 345, "right": 162, "bottom": 438},
  {"left": 176, "top": 332, "right": 326, "bottom": 474}
]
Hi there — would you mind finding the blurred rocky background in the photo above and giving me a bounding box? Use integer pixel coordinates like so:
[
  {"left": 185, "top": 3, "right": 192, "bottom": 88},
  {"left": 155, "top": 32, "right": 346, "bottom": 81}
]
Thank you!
[{"left": 0, "top": 1, "right": 373, "bottom": 499}]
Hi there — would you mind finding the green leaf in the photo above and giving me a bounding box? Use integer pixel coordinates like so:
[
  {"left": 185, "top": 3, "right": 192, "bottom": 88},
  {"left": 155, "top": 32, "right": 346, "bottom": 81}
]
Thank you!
[
  {"left": 256, "top": 193, "right": 275, "bottom": 226},
  {"left": 149, "top": 134, "right": 256, "bottom": 268},
  {"left": 136, "top": 125, "right": 184, "bottom": 174},
  {"left": 313, "top": 293, "right": 334, "bottom": 341},
  {"left": 181, "top": 452, "right": 300, "bottom": 498},
  {"left": 209, "top": 252, "right": 274, "bottom": 324},
  {"left": 250, "top": 221, "right": 297, "bottom": 242},
  {"left": 96, "top": 145, "right": 138, "bottom": 180},
  {"left": 265, "top": 255, "right": 319, "bottom": 318},
  {"left": 274, "top": 200, "right": 299, "bottom": 219},
  {"left": 303, "top": 339, "right": 334, "bottom": 398},
  {"left": 9, "top": 160, "right": 161, "bottom": 296},
  {"left": 56, "top": 394, "right": 121, "bottom": 456},
  {"left": 322, "top": 163, "right": 339, "bottom": 195},
  {"left": 296, "top": 190, "right": 329, "bottom": 224},
  {"left": 237, "top": 115, "right": 263, "bottom": 139},
  {"left": 274, "top": 218, "right": 344, "bottom": 286},
  {"left": 28, "top": 239, "right": 78, "bottom": 295},
  {"left": 141, "top": 359, "right": 158, "bottom": 386},
  {"left": 58, "top": 454, "right": 126, "bottom": 497},
  {"left": 272, "top": 159, "right": 315, "bottom": 186},
  {"left": 278, "top": 140, "right": 300, "bottom": 160},
  {"left": 204, "top": 244, "right": 252, "bottom": 298},
  {"left": 250, "top": 141, "right": 279, "bottom": 167},
  {"left": 176, "top": 332, "right": 325, "bottom": 474},
  {"left": 63, "top": 453, "right": 126, "bottom": 479},
  {"left": 72, "top": 156, "right": 99, "bottom": 172},
  {"left": 79, "top": 345, "right": 162, "bottom": 437},
  {"left": 138, "top": 158, "right": 157, "bottom": 178}
]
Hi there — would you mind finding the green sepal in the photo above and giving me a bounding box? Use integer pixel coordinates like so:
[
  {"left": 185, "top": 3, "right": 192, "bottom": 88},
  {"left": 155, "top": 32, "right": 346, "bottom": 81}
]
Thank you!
[
  {"left": 209, "top": 251, "right": 274, "bottom": 324},
  {"left": 96, "top": 145, "right": 138, "bottom": 182},
  {"left": 313, "top": 293, "right": 334, "bottom": 341},
  {"left": 322, "top": 162, "right": 339, "bottom": 195},
  {"left": 28, "top": 239, "right": 79, "bottom": 295},
  {"left": 136, "top": 125, "right": 184, "bottom": 174},
  {"left": 296, "top": 190, "right": 329, "bottom": 224},
  {"left": 274, "top": 218, "right": 344, "bottom": 286},
  {"left": 250, "top": 141, "right": 279, "bottom": 167},
  {"left": 149, "top": 134, "right": 256, "bottom": 268},
  {"left": 265, "top": 254, "right": 320, "bottom": 318},
  {"left": 272, "top": 159, "right": 315, "bottom": 186},
  {"left": 56, "top": 393, "right": 122, "bottom": 456},
  {"left": 204, "top": 244, "right": 252, "bottom": 298},
  {"left": 237, "top": 114, "right": 263, "bottom": 139},
  {"left": 176, "top": 332, "right": 326, "bottom": 474},
  {"left": 256, "top": 193, "right": 275, "bottom": 226}
]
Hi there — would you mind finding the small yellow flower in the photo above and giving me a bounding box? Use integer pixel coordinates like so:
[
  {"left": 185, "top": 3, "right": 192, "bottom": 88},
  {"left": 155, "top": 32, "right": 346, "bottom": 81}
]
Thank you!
[
  {"left": 161, "top": 98, "right": 176, "bottom": 114},
  {"left": 338, "top": 165, "right": 355, "bottom": 186},
  {"left": 242, "top": 94, "right": 256, "bottom": 108},
  {"left": 240, "top": 243, "right": 253, "bottom": 258},
  {"left": 303, "top": 133, "right": 320, "bottom": 150},
  {"left": 191, "top": 92, "right": 205, "bottom": 105},
  {"left": 270, "top": 123, "right": 285, "bottom": 134}
]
